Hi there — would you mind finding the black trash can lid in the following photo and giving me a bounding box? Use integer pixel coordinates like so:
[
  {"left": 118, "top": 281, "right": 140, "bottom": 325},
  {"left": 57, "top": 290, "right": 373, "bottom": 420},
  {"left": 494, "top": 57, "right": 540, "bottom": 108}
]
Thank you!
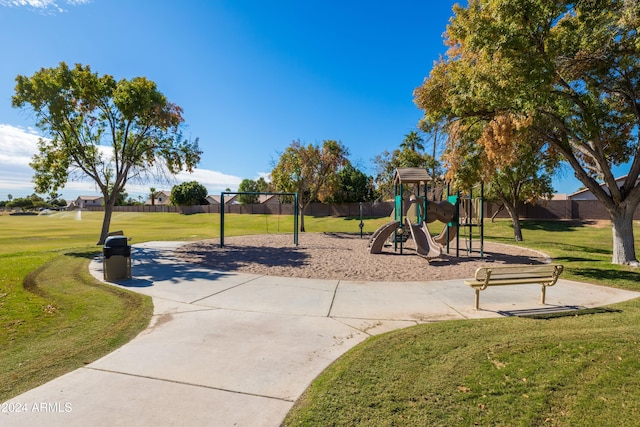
[
  {"left": 103, "top": 245, "right": 131, "bottom": 258},
  {"left": 104, "top": 236, "right": 129, "bottom": 248}
]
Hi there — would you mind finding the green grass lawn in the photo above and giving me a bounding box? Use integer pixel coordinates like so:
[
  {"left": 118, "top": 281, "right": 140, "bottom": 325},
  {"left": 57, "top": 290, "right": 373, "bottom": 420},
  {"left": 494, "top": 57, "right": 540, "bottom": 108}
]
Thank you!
[
  {"left": 3, "top": 212, "right": 640, "bottom": 426},
  {"left": 0, "top": 210, "right": 387, "bottom": 402},
  {"left": 283, "top": 219, "right": 640, "bottom": 427},
  {"left": 484, "top": 220, "right": 640, "bottom": 291},
  {"left": 1, "top": 249, "right": 153, "bottom": 400},
  {"left": 284, "top": 303, "right": 640, "bottom": 426}
]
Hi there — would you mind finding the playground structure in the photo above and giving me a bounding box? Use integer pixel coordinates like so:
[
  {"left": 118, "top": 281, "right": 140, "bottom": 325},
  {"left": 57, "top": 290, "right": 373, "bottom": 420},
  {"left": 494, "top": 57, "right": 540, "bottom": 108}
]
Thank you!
[{"left": 369, "top": 168, "right": 484, "bottom": 259}]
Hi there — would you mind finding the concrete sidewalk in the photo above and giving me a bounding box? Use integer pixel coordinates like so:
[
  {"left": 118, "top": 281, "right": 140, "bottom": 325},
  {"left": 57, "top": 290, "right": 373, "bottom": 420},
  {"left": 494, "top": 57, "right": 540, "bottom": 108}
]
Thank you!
[{"left": 3, "top": 241, "right": 639, "bottom": 426}]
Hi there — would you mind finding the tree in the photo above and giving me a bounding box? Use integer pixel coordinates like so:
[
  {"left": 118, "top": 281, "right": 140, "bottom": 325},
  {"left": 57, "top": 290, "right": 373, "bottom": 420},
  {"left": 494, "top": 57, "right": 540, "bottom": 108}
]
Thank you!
[
  {"left": 443, "top": 119, "right": 558, "bottom": 241},
  {"left": 114, "top": 188, "right": 128, "bottom": 206},
  {"left": 12, "top": 62, "right": 201, "bottom": 244},
  {"left": 6, "top": 194, "right": 47, "bottom": 211},
  {"left": 170, "top": 181, "right": 208, "bottom": 206},
  {"left": 400, "top": 131, "right": 425, "bottom": 152},
  {"left": 256, "top": 177, "right": 270, "bottom": 192},
  {"left": 7, "top": 197, "right": 34, "bottom": 210},
  {"left": 271, "top": 139, "right": 349, "bottom": 231},
  {"left": 373, "top": 138, "right": 439, "bottom": 200},
  {"left": 237, "top": 179, "right": 259, "bottom": 204},
  {"left": 149, "top": 187, "right": 158, "bottom": 206},
  {"left": 414, "top": 0, "right": 640, "bottom": 265},
  {"left": 329, "top": 163, "right": 377, "bottom": 203},
  {"left": 236, "top": 177, "right": 270, "bottom": 204}
]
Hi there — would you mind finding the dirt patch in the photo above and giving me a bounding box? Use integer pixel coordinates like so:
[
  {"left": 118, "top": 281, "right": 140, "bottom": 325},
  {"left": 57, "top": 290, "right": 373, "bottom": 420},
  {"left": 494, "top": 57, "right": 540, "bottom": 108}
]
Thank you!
[{"left": 175, "top": 233, "right": 549, "bottom": 282}]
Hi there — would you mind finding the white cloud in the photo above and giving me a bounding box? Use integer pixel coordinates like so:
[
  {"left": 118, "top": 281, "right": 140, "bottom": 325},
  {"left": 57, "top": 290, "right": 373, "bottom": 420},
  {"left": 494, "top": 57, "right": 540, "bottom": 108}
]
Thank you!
[
  {"left": 121, "top": 169, "right": 243, "bottom": 197},
  {"left": 176, "top": 169, "right": 243, "bottom": 193},
  {"left": 255, "top": 171, "right": 271, "bottom": 182},
  {"left": 0, "top": 0, "right": 90, "bottom": 13},
  {"left": 0, "top": 123, "right": 243, "bottom": 200},
  {"left": 0, "top": 124, "right": 39, "bottom": 162},
  {"left": 0, "top": 124, "right": 40, "bottom": 197}
]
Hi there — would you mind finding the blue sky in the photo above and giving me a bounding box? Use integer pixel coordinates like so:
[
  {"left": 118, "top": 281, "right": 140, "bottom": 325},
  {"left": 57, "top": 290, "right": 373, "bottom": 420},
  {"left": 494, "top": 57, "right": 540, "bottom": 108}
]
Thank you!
[{"left": 0, "top": 0, "right": 589, "bottom": 201}]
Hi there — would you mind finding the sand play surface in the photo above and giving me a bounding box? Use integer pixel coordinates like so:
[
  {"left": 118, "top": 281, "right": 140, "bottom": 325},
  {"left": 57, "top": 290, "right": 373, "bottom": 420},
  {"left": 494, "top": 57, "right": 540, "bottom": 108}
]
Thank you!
[{"left": 175, "top": 232, "right": 549, "bottom": 282}]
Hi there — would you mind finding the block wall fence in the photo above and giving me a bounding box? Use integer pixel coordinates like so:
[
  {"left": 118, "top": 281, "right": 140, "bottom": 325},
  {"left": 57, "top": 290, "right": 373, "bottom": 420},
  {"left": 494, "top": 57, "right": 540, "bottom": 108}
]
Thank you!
[{"left": 82, "top": 199, "right": 640, "bottom": 221}]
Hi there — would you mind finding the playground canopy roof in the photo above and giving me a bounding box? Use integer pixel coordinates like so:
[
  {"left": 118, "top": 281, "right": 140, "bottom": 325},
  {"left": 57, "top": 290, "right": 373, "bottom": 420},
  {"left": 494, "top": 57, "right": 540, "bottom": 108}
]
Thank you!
[{"left": 393, "top": 168, "right": 433, "bottom": 185}]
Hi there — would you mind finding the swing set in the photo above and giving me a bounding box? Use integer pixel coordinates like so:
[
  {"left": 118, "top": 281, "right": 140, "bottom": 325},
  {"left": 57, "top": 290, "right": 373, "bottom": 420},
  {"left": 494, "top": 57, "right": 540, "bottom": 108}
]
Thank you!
[{"left": 218, "top": 191, "right": 299, "bottom": 247}]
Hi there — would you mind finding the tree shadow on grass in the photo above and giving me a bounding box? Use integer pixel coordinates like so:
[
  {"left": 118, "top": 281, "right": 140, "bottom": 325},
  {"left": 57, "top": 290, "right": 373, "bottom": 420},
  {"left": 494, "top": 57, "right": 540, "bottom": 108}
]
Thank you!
[
  {"left": 553, "top": 244, "right": 611, "bottom": 257},
  {"left": 520, "top": 220, "right": 590, "bottom": 232},
  {"left": 66, "top": 250, "right": 100, "bottom": 260},
  {"left": 569, "top": 267, "right": 640, "bottom": 289},
  {"left": 554, "top": 256, "right": 605, "bottom": 263}
]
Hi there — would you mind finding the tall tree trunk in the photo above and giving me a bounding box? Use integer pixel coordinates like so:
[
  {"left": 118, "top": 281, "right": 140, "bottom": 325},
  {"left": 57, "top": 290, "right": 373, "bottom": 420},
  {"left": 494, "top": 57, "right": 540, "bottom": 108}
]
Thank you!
[
  {"left": 495, "top": 190, "right": 523, "bottom": 241},
  {"left": 491, "top": 203, "right": 505, "bottom": 222},
  {"left": 299, "top": 201, "right": 308, "bottom": 232},
  {"left": 610, "top": 205, "right": 639, "bottom": 266},
  {"left": 503, "top": 201, "right": 523, "bottom": 241},
  {"left": 98, "top": 200, "right": 116, "bottom": 245}
]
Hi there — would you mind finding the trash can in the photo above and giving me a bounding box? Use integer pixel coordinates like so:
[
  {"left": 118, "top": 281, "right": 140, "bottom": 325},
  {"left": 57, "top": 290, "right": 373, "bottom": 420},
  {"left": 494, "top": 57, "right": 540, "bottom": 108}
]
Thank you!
[{"left": 103, "top": 235, "right": 132, "bottom": 281}]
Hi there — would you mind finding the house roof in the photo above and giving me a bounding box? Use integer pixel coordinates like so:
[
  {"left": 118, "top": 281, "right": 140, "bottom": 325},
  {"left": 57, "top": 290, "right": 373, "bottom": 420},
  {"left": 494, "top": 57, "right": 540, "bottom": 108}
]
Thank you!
[
  {"left": 76, "top": 195, "right": 103, "bottom": 201},
  {"left": 258, "top": 194, "right": 278, "bottom": 203},
  {"left": 568, "top": 175, "right": 632, "bottom": 198},
  {"left": 207, "top": 195, "right": 238, "bottom": 204}
]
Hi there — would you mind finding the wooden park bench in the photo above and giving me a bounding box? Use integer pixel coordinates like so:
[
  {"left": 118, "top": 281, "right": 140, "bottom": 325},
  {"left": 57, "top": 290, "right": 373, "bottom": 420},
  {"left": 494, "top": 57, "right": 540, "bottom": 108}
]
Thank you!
[{"left": 464, "top": 264, "right": 564, "bottom": 309}]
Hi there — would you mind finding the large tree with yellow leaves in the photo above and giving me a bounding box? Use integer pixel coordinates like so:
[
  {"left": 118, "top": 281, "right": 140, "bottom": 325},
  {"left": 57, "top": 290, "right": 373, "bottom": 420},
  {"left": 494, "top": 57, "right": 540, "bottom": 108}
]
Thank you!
[{"left": 415, "top": 0, "right": 640, "bottom": 265}]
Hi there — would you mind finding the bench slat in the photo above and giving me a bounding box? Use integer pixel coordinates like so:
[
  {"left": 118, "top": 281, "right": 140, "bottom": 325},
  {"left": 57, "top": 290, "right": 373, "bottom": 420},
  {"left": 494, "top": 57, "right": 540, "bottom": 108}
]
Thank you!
[
  {"left": 464, "top": 277, "right": 557, "bottom": 287},
  {"left": 474, "top": 265, "right": 557, "bottom": 281}
]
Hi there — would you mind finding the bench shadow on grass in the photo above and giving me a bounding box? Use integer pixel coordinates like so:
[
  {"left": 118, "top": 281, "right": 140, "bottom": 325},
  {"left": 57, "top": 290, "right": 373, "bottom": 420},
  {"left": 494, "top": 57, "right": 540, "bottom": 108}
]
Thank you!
[{"left": 498, "top": 306, "right": 622, "bottom": 319}]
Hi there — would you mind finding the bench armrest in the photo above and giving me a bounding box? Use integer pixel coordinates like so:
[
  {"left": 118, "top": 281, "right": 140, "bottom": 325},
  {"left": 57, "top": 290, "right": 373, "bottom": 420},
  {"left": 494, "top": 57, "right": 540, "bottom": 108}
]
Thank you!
[
  {"left": 477, "top": 269, "right": 492, "bottom": 291},
  {"left": 547, "top": 264, "right": 564, "bottom": 287}
]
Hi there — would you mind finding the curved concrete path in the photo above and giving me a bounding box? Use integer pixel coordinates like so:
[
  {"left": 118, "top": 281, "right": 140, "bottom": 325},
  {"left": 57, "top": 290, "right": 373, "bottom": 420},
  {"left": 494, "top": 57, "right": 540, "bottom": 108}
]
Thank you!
[{"left": 3, "top": 242, "right": 639, "bottom": 426}]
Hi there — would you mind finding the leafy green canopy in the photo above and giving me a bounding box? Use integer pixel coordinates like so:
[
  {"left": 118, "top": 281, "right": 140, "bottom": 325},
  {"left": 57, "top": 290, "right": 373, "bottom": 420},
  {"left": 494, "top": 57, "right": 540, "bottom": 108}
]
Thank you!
[
  {"left": 237, "top": 177, "right": 270, "bottom": 204},
  {"left": 271, "top": 139, "right": 349, "bottom": 231},
  {"left": 330, "top": 163, "right": 377, "bottom": 203},
  {"left": 415, "top": 0, "right": 640, "bottom": 263},
  {"left": 170, "top": 181, "right": 208, "bottom": 206},
  {"left": 12, "top": 62, "right": 202, "bottom": 243}
]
